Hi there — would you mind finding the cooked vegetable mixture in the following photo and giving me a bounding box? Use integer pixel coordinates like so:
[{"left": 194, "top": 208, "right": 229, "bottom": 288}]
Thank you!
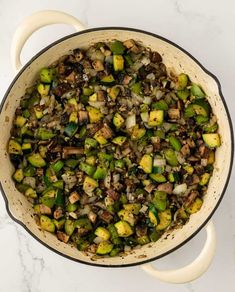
[{"left": 8, "top": 39, "right": 221, "bottom": 256}]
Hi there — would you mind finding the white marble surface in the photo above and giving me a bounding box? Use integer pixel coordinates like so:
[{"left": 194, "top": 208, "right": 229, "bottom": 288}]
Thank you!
[{"left": 0, "top": 0, "right": 235, "bottom": 291}]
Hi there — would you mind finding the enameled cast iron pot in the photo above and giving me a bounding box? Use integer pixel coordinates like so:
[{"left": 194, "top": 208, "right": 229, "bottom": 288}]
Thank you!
[{"left": 0, "top": 10, "right": 233, "bottom": 284}]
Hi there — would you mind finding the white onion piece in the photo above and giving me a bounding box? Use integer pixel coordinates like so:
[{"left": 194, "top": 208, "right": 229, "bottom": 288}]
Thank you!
[
  {"left": 140, "top": 112, "right": 149, "bottom": 123},
  {"left": 155, "top": 90, "right": 164, "bottom": 100},
  {"left": 126, "top": 114, "right": 136, "bottom": 129},
  {"left": 163, "top": 123, "right": 172, "bottom": 132},
  {"left": 104, "top": 173, "right": 111, "bottom": 188},
  {"left": 143, "top": 96, "right": 152, "bottom": 104},
  {"left": 176, "top": 152, "right": 185, "bottom": 164},
  {"left": 141, "top": 56, "right": 150, "bottom": 65},
  {"left": 94, "top": 237, "right": 103, "bottom": 244},
  {"left": 113, "top": 173, "right": 120, "bottom": 184},
  {"left": 146, "top": 73, "right": 155, "bottom": 80},
  {"left": 173, "top": 183, "right": 187, "bottom": 195},
  {"left": 139, "top": 205, "right": 148, "bottom": 213},
  {"left": 153, "top": 157, "right": 166, "bottom": 167},
  {"left": 78, "top": 205, "right": 91, "bottom": 216},
  {"left": 124, "top": 245, "right": 132, "bottom": 252},
  {"left": 88, "top": 101, "right": 105, "bottom": 109}
]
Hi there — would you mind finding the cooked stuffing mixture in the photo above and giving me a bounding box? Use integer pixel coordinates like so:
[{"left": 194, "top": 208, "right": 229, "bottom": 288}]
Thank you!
[{"left": 8, "top": 39, "right": 221, "bottom": 256}]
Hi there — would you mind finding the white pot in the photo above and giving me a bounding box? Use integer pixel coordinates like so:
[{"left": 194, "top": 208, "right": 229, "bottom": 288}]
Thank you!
[{"left": 0, "top": 10, "right": 233, "bottom": 284}]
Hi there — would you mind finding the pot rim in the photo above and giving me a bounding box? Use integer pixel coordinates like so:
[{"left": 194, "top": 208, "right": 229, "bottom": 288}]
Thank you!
[{"left": 0, "top": 26, "right": 234, "bottom": 268}]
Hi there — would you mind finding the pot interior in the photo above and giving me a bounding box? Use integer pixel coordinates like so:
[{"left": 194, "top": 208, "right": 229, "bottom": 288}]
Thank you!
[{"left": 0, "top": 28, "right": 232, "bottom": 266}]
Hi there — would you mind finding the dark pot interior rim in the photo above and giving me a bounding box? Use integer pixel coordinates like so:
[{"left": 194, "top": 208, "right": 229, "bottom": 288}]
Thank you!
[{"left": 0, "top": 27, "right": 234, "bottom": 268}]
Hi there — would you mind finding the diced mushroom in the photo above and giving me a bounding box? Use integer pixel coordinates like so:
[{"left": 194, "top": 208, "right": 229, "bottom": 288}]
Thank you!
[
  {"left": 186, "top": 138, "right": 196, "bottom": 148},
  {"left": 74, "top": 48, "right": 84, "bottom": 62},
  {"left": 181, "top": 144, "right": 190, "bottom": 157},
  {"left": 144, "top": 183, "right": 155, "bottom": 193},
  {"left": 123, "top": 75, "right": 133, "bottom": 85},
  {"left": 97, "top": 90, "right": 106, "bottom": 101},
  {"left": 39, "top": 204, "right": 52, "bottom": 215},
  {"left": 185, "top": 191, "right": 199, "bottom": 207},
  {"left": 192, "top": 174, "right": 200, "bottom": 184},
  {"left": 130, "top": 45, "right": 140, "bottom": 54},
  {"left": 99, "top": 124, "right": 113, "bottom": 139},
  {"left": 201, "top": 159, "right": 208, "bottom": 166},
  {"left": 88, "top": 211, "right": 97, "bottom": 223},
  {"left": 99, "top": 210, "right": 113, "bottom": 223},
  {"left": 69, "top": 191, "right": 80, "bottom": 204},
  {"left": 66, "top": 71, "right": 77, "bottom": 83},
  {"left": 150, "top": 51, "right": 162, "bottom": 63},
  {"left": 106, "top": 189, "right": 120, "bottom": 201},
  {"left": 168, "top": 108, "right": 180, "bottom": 120},
  {"left": 136, "top": 225, "right": 147, "bottom": 237},
  {"left": 123, "top": 39, "right": 135, "bottom": 49},
  {"left": 92, "top": 60, "right": 104, "bottom": 71},
  {"left": 53, "top": 207, "right": 63, "bottom": 219},
  {"left": 63, "top": 147, "right": 84, "bottom": 158},
  {"left": 57, "top": 231, "right": 70, "bottom": 243},
  {"left": 157, "top": 183, "right": 173, "bottom": 194},
  {"left": 78, "top": 110, "right": 88, "bottom": 124}
]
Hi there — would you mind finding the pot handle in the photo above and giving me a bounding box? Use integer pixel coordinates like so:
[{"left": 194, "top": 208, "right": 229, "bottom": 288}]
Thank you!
[
  {"left": 141, "top": 220, "right": 216, "bottom": 283},
  {"left": 11, "top": 10, "right": 86, "bottom": 72}
]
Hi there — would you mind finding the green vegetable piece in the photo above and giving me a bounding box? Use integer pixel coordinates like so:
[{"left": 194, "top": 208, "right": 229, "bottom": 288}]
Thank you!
[
  {"left": 41, "top": 188, "right": 57, "bottom": 208},
  {"left": 28, "top": 153, "right": 46, "bottom": 167},
  {"left": 66, "top": 203, "right": 78, "bottom": 212},
  {"left": 15, "top": 116, "right": 26, "bottom": 127},
  {"left": 177, "top": 89, "right": 190, "bottom": 100},
  {"left": 177, "top": 73, "right": 188, "bottom": 90},
  {"left": 100, "top": 74, "right": 115, "bottom": 85},
  {"left": 184, "top": 104, "right": 195, "bottom": 118},
  {"left": 115, "top": 159, "right": 125, "bottom": 169},
  {"left": 64, "top": 219, "right": 75, "bottom": 236},
  {"left": 114, "top": 221, "right": 133, "bottom": 237},
  {"left": 93, "top": 166, "right": 107, "bottom": 180},
  {"left": 139, "top": 154, "right": 152, "bottom": 174},
  {"left": 13, "top": 169, "right": 24, "bottom": 183},
  {"left": 22, "top": 143, "right": 32, "bottom": 153},
  {"left": 52, "top": 180, "right": 64, "bottom": 190},
  {"left": 192, "top": 99, "right": 211, "bottom": 117},
  {"left": 76, "top": 238, "right": 90, "bottom": 251},
  {"left": 149, "top": 228, "right": 161, "bottom": 242},
  {"left": 156, "top": 209, "right": 172, "bottom": 231},
  {"left": 65, "top": 159, "right": 80, "bottom": 169},
  {"left": 74, "top": 218, "right": 92, "bottom": 230},
  {"left": 96, "top": 241, "right": 114, "bottom": 255},
  {"left": 54, "top": 189, "right": 65, "bottom": 206},
  {"left": 109, "top": 86, "right": 120, "bottom": 100},
  {"left": 83, "top": 176, "right": 98, "bottom": 194},
  {"left": 186, "top": 198, "right": 203, "bottom": 214},
  {"left": 195, "top": 115, "right": 209, "bottom": 125},
  {"left": 22, "top": 109, "right": 30, "bottom": 119},
  {"left": 37, "top": 128, "right": 56, "bottom": 140},
  {"left": 137, "top": 235, "right": 150, "bottom": 245},
  {"left": 110, "top": 247, "right": 122, "bottom": 257},
  {"left": 37, "top": 83, "right": 50, "bottom": 95},
  {"left": 113, "top": 55, "right": 124, "bottom": 71},
  {"left": 148, "top": 205, "right": 158, "bottom": 226},
  {"left": 40, "top": 68, "right": 56, "bottom": 83},
  {"left": 83, "top": 87, "right": 93, "bottom": 96},
  {"left": 168, "top": 136, "right": 182, "bottom": 151},
  {"left": 86, "top": 106, "right": 103, "bottom": 123},
  {"left": 64, "top": 122, "right": 78, "bottom": 137},
  {"left": 23, "top": 165, "right": 36, "bottom": 177},
  {"left": 98, "top": 152, "right": 113, "bottom": 162},
  {"left": 27, "top": 96, "right": 40, "bottom": 109},
  {"left": 40, "top": 215, "right": 55, "bottom": 233},
  {"left": 113, "top": 112, "right": 125, "bottom": 128},
  {"left": 95, "top": 227, "right": 110, "bottom": 241},
  {"left": 123, "top": 203, "right": 141, "bottom": 215},
  {"left": 202, "top": 133, "right": 221, "bottom": 148},
  {"left": 118, "top": 209, "right": 135, "bottom": 226},
  {"left": 112, "top": 136, "right": 127, "bottom": 146},
  {"left": 151, "top": 100, "right": 168, "bottom": 111},
  {"left": 191, "top": 84, "right": 205, "bottom": 98},
  {"left": 51, "top": 160, "right": 64, "bottom": 173},
  {"left": 199, "top": 173, "right": 211, "bottom": 186},
  {"left": 8, "top": 140, "right": 22, "bottom": 155},
  {"left": 108, "top": 224, "right": 121, "bottom": 245},
  {"left": 25, "top": 187, "right": 37, "bottom": 198},
  {"left": 110, "top": 40, "right": 125, "bottom": 55},
  {"left": 85, "top": 138, "right": 98, "bottom": 150},
  {"left": 152, "top": 191, "right": 167, "bottom": 211},
  {"left": 131, "top": 126, "right": 146, "bottom": 140},
  {"left": 149, "top": 173, "right": 167, "bottom": 183},
  {"left": 148, "top": 110, "right": 164, "bottom": 126},
  {"left": 124, "top": 54, "right": 133, "bottom": 66},
  {"left": 53, "top": 219, "right": 65, "bottom": 230},
  {"left": 203, "top": 121, "right": 218, "bottom": 133},
  {"left": 164, "top": 149, "right": 178, "bottom": 166},
  {"left": 131, "top": 82, "right": 142, "bottom": 95},
  {"left": 79, "top": 162, "right": 96, "bottom": 176},
  {"left": 155, "top": 129, "right": 165, "bottom": 139}
]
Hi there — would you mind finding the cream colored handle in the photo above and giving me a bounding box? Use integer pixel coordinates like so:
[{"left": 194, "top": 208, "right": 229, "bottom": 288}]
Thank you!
[
  {"left": 11, "top": 10, "right": 86, "bottom": 72},
  {"left": 141, "top": 221, "right": 216, "bottom": 283}
]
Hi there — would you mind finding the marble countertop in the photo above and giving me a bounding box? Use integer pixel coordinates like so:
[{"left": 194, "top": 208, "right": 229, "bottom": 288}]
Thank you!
[{"left": 0, "top": 0, "right": 235, "bottom": 291}]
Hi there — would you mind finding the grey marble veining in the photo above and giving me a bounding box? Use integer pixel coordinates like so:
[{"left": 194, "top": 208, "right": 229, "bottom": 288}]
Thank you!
[{"left": 0, "top": 0, "right": 235, "bottom": 291}]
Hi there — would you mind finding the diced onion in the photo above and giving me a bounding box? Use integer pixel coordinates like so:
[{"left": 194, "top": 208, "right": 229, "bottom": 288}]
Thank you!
[
  {"left": 176, "top": 152, "right": 185, "bottom": 164},
  {"left": 88, "top": 101, "right": 105, "bottom": 109},
  {"left": 94, "top": 237, "right": 103, "bottom": 244},
  {"left": 146, "top": 73, "right": 155, "bottom": 80},
  {"left": 126, "top": 114, "right": 136, "bottom": 129},
  {"left": 153, "top": 157, "right": 166, "bottom": 167},
  {"left": 143, "top": 96, "right": 152, "bottom": 105},
  {"left": 173, "top": 183, "right": 187, "bottom": 195},
  {"left": 140, "top": 112, "right": 149, "bottom": 123}
]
